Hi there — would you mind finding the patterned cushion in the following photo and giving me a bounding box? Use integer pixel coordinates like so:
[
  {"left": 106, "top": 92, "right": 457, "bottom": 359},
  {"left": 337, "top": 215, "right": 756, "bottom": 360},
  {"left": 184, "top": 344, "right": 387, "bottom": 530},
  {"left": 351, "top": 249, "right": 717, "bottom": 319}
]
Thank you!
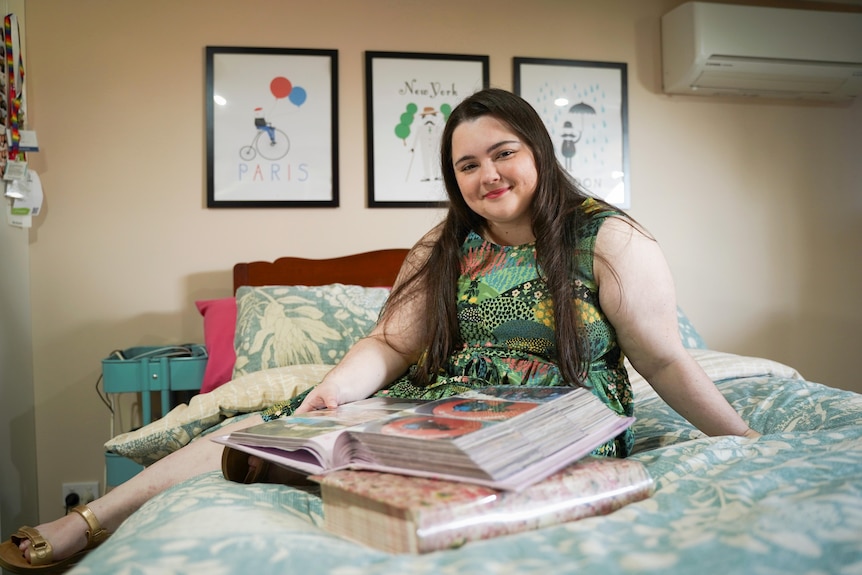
[{"left": 232, "top": 284, "right": 391, "bottom": 379}]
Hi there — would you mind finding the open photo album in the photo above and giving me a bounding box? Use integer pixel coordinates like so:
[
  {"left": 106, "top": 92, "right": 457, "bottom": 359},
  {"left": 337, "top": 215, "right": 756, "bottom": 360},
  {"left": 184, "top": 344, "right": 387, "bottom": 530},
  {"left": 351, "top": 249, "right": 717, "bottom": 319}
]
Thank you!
[{"left": 214, "top": 386, "right": 635, "bottom": 491}]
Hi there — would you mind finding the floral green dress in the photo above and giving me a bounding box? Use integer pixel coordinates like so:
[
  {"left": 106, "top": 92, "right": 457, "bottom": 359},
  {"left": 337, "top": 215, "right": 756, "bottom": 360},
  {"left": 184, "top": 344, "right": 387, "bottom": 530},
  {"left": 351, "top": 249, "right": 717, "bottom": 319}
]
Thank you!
[{"left": 263, "top": 198, "right": 634, "bottom": 456}]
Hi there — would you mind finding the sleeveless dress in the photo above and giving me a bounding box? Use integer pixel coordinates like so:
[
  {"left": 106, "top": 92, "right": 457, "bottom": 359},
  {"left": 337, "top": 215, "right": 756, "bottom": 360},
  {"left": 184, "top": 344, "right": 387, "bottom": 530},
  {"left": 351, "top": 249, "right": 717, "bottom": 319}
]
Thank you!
[{"left": 263, "top": 198, "right": 634, "bottom": 456}]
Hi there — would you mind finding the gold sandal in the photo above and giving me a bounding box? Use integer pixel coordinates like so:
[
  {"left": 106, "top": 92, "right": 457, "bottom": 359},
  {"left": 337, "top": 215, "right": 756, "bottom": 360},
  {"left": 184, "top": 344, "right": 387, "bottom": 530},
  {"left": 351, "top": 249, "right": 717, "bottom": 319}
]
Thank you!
[
  {"left": 221, "top": 447, "right": 317, "bottom": 489},
  {"left": 221, "top": 446, "right": 271, "bottom": 483},
  {"left": 0, "top": 505, "right": 109, "bottom": 574}
]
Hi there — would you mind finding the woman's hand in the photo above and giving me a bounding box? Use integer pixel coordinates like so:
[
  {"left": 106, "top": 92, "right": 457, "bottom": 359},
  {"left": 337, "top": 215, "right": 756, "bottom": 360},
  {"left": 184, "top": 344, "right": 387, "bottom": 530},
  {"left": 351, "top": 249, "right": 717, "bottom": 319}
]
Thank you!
[{"left": 293, "top": 380, "right": 344, "bottom": 414}]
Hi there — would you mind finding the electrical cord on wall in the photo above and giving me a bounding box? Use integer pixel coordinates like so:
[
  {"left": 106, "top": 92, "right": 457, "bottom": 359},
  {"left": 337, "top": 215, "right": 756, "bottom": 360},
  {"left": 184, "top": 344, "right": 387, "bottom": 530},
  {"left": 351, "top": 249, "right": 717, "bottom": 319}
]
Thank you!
[
  {"left": 95, "top": 372, "right": 113, "bottom": 413},
  {"left": 94, "top": 371, "right": 117, "bottom": 439},
  {"left": 95, "top": 349, "right": 126, "bottom": 415}
]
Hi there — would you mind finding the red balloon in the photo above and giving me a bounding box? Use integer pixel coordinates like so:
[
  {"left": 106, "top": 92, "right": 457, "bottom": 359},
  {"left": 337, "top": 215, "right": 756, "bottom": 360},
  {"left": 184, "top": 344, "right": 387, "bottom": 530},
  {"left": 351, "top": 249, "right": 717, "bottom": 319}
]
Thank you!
[{"left": 270, "top": 77, "right": 292, "bottom": 99}]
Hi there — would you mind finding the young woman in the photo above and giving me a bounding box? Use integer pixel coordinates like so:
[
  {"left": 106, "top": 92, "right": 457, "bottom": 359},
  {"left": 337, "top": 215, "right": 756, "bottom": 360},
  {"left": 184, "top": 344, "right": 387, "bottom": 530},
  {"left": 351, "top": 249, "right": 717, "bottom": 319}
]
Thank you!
[
  {"left": 287, "top": 88, "right": 757, "bottom": 447},
  {"left": 0, "top": 88, "right": 757, "bottom": 573}
]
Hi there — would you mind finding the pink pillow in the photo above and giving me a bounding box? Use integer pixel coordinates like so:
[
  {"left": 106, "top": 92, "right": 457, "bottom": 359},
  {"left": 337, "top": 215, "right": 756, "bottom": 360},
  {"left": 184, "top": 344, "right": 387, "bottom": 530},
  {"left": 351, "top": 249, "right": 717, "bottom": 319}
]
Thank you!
[{"left": 195, "top": 298, "right": 237, "bottom": 393}]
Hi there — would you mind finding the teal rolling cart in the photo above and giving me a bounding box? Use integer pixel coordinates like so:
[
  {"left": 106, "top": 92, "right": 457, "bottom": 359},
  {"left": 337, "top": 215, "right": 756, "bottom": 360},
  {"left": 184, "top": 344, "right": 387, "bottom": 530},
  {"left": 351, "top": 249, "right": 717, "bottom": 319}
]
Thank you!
[{"left": 101, "top": 344, "right": 207, "bottom": 487}]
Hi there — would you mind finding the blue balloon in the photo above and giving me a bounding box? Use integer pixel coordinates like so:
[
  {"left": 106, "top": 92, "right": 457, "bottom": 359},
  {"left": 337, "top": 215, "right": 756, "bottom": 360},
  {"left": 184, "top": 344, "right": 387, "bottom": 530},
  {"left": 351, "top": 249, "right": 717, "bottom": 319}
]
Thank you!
[{"left": 289, "top": 86, "right": 307, "bottom": 107}]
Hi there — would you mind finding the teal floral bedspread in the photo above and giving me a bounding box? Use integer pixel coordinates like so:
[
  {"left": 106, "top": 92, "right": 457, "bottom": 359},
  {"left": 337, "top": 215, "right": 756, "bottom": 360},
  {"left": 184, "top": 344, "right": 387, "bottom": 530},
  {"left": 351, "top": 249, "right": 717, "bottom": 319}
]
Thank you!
[{"left": 71, "top": 351, "right": 862, "bottom": 575}]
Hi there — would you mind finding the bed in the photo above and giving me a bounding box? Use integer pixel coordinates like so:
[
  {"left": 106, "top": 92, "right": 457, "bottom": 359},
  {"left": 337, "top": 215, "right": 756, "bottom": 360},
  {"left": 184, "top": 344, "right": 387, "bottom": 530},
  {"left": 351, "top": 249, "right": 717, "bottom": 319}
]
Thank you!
[{"left": 80, "top": 249, "right": 862, "bottom": 575}]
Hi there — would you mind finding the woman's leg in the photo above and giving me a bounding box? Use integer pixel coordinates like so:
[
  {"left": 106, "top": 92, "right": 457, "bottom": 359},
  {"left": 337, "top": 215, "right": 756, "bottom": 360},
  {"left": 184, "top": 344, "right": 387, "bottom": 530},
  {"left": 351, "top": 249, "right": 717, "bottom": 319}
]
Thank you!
[{"left": 16, "top": 414, "right": 264, "bottom": 564}]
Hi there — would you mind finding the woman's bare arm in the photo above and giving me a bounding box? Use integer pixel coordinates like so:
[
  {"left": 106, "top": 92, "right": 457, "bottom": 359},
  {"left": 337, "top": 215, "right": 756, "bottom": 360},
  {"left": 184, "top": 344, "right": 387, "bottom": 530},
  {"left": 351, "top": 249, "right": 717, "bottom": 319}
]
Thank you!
[
  {"left": 595, "top": 217, "right": 758, "bottom": 438},
  {"left": 294, "top": 231, "right": 437, "bottom": 413}
]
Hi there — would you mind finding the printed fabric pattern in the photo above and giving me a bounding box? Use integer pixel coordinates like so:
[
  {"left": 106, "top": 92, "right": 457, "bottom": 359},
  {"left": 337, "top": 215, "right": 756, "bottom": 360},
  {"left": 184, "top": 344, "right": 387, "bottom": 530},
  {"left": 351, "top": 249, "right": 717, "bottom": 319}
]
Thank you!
[{"left": 381, "top": 197, "right": 632, "bottom": 456}]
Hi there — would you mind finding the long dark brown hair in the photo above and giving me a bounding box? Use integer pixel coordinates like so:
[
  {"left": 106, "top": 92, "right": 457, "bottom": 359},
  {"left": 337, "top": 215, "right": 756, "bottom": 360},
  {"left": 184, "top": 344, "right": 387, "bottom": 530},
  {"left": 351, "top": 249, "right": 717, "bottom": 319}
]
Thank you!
[{"left": 382, "top": 88, "right": 614, "bottom": 387}]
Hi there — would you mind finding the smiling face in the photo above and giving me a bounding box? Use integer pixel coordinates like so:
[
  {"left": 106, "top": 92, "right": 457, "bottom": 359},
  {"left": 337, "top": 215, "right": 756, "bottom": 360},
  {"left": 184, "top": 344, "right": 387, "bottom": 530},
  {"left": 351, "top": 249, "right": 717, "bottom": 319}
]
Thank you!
[{"left": 451, "top": 115, "right": 538, "bottom": 245}]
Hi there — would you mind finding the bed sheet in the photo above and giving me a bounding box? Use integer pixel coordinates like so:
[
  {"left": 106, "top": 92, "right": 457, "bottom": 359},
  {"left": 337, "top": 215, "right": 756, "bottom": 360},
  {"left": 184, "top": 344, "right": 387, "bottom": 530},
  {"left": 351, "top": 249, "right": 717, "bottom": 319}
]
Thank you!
[{"left": 72, "top": 351, "right": 862, "bottom": 575}]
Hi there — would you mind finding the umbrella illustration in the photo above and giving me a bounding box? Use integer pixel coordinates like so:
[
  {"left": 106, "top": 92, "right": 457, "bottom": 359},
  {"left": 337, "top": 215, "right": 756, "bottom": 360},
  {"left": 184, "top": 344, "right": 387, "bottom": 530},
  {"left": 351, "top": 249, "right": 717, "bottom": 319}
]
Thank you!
[
  {"left": 558, "top": 102, "right": 595, "bottom": 171},
  {"left": 568, "top": 102, "right": 596, "bottom": 132}
]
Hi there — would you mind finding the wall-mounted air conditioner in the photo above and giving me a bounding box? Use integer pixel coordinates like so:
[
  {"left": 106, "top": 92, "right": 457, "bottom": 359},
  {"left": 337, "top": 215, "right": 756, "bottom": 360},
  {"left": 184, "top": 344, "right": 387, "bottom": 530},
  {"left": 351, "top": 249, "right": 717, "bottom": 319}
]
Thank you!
[{"left": 661, "top": 2, "right": 862, "bottom": 101}]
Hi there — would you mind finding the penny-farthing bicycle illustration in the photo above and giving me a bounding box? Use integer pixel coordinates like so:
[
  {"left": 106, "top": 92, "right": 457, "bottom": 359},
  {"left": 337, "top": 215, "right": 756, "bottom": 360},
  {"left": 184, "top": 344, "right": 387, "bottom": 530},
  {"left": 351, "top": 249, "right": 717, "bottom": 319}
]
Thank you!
[{"left": 239, "top": 124, "right": 290, "bottom": 161}]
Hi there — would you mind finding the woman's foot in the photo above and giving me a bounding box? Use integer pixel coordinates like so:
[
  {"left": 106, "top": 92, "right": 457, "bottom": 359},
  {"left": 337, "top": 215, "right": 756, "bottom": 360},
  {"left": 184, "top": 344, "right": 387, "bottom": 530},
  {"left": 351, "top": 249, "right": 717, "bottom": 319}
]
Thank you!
[
  {"left": 0, "top": 505, "right": 108, "bottom": 572},
  {"left": 21, "top": 509, "right": 92, "bottom": 561}
]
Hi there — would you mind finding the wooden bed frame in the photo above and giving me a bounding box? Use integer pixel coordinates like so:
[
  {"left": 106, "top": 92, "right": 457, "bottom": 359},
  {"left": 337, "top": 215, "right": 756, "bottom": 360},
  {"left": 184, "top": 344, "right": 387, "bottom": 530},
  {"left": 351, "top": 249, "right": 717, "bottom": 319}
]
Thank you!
[{"left": 233, "top": 249, "right": 410, "bottom": 292}]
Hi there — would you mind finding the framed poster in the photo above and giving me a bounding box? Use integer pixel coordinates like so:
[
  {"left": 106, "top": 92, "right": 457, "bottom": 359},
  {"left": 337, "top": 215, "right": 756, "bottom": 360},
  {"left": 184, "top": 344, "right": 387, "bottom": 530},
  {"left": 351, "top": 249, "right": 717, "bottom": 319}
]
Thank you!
[
  {"left": 206, "top": 46, "right": 338, "bottom": 208},
  {"left": 514, "top": 58, "right": 630, "bottom": 208},
  {"left": 365, "top": 51, "right": 489, "bottom": 208}
]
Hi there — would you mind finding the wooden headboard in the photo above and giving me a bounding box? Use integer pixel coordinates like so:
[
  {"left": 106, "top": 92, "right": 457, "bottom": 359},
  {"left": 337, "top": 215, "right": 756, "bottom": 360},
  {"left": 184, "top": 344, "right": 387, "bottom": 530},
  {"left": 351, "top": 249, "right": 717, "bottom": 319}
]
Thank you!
[{"left": 233, "top": 249, "right": 410, "bottom": 292}]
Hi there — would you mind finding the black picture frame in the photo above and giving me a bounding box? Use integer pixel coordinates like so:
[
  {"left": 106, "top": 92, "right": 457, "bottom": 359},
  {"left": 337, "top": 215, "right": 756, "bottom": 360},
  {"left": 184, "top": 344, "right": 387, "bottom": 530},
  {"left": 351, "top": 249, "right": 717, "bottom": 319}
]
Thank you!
[
  {"left": 206, "top": 46, "right": 339, "bottom": 208},
  {"left": 514, "top": 57, "right": 630, "bottom": 208},
  {"left": 365, "top": 51, "right": 489, "bottom": 208}
]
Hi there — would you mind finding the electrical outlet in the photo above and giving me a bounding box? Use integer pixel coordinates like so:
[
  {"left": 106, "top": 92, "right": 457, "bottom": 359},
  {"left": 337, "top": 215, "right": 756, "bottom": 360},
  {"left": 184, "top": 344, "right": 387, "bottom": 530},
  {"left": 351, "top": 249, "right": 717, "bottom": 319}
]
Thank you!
[{"left": 61, "top": 481, "right": 99, "bottom": 508}]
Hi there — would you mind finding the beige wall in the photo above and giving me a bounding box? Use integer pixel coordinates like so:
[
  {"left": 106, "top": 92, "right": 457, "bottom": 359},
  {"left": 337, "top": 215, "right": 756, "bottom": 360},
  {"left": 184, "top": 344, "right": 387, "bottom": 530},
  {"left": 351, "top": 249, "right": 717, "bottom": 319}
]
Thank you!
[
  {"left": 0, "top": 0, "right": 39, "bottom": 542},
  {"left": 19, "top": 0, "right": 862, "bottom": 522}
]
